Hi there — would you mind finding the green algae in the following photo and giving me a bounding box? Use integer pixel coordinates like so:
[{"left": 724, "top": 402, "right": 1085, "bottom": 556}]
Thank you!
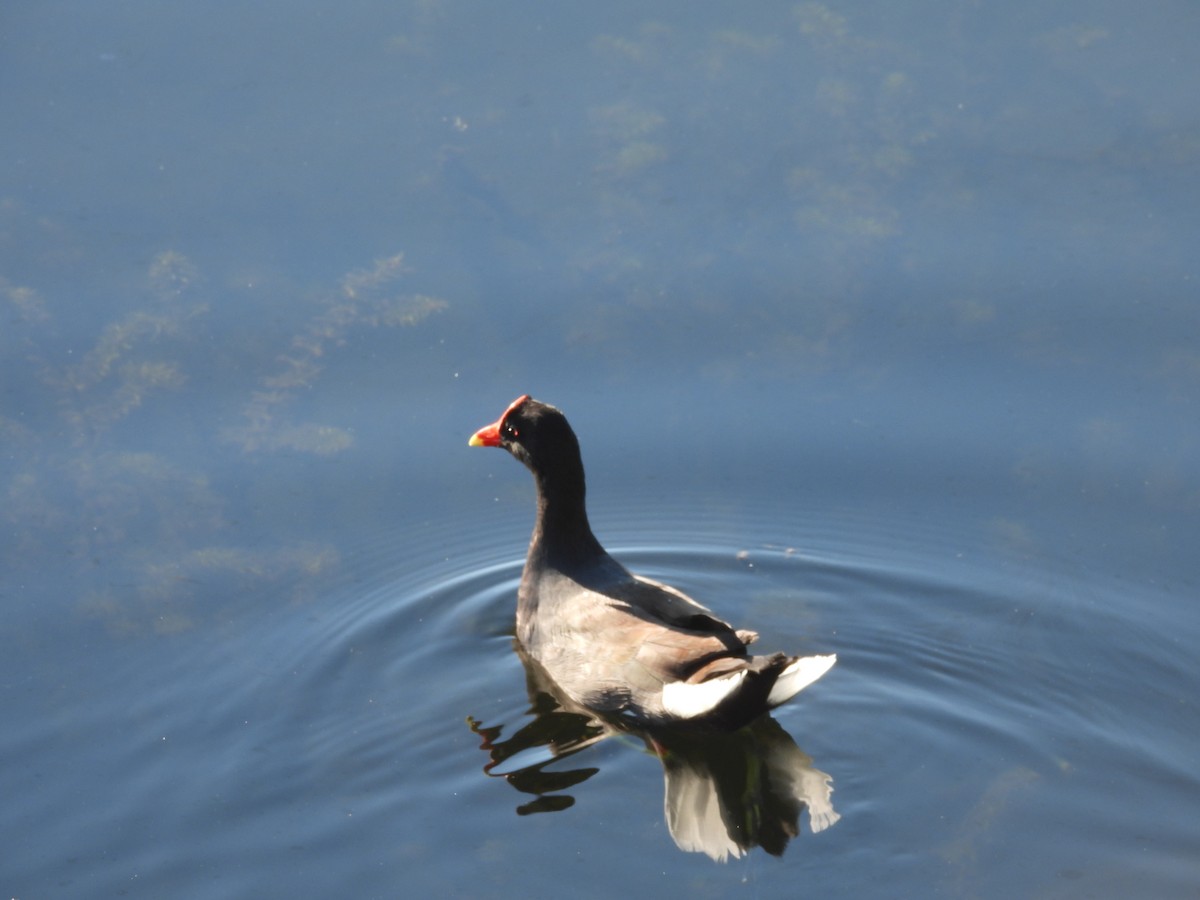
[{"left": 2, "top": 240, "right": 445, "bottom": 637}]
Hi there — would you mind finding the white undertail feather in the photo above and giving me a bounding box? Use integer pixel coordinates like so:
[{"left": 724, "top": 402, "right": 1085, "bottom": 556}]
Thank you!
[
  {"left": 766, "top": 654, "right": 837, "bottom": 707},
  {"left": 661, "top": 670, "right": 748, "bottom": 718}
]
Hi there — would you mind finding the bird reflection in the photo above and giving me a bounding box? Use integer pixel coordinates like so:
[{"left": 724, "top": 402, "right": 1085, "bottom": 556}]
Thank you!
[{"left": 468, "top": 643, "right": 840, "bottom": 861}]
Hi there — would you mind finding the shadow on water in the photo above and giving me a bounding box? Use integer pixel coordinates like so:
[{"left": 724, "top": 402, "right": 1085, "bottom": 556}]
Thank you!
[{"left": 468, "top": 642, "right": 838, "bottom": 863}]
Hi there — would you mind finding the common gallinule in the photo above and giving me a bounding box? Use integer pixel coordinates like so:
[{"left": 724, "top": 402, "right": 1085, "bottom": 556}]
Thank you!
[{"left": 469, "top": 395, "right": 835, "bottom": 731}]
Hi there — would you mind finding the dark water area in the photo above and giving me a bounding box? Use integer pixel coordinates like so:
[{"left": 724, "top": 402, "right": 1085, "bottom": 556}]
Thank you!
[{"left": 3, "top": 2, "right": 1199, "bottom": 897}]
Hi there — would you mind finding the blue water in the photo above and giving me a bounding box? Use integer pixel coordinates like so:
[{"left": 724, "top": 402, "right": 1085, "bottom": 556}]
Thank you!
[{"left": 4, "top": 1, "right": 1199, "bottom": 897}]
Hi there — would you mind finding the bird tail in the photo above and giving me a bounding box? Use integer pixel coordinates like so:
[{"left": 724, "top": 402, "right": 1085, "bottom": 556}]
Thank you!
[
  {"left": 766, "top": 653, "right": 837, "bottom": 707},
  {"left": 660, "top": 652, "right": 836, "bottom": 723}
]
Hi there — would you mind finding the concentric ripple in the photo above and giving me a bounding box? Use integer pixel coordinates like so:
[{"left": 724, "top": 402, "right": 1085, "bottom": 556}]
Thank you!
[{"left": 221, "top": 498, "right": 1197, "bottom": 883}]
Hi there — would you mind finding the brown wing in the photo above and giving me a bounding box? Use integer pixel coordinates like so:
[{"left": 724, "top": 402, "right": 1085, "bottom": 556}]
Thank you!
[
  {"left": 520, "top": 569, "right": 758, "bottom": 718},
  {"left": 620, "top": 576, "right": 759, "bottom": 645}
]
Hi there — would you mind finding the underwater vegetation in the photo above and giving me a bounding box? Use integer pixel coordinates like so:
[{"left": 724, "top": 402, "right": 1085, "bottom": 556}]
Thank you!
[
  {"left": 222, "top": 254, "right": 446, "bottom": 455},
  {"left": 1, "top": 228, "right": 445, "bottom": 637}
]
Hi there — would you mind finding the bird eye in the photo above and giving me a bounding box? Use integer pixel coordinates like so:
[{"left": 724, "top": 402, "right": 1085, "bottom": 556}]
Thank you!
[{"left": 503, "top": 422, "right": 518, "bottom": 439}]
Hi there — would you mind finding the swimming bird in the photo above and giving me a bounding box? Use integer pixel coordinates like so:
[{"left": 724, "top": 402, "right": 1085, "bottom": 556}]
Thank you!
[{"left": 469, "top": 395, "right": 835, "bottom": 731}]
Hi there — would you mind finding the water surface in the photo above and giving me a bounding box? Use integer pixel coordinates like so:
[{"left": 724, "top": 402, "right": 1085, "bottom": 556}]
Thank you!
[{"left": 3, "top": 1, "right": 1198, "bottom": 897}]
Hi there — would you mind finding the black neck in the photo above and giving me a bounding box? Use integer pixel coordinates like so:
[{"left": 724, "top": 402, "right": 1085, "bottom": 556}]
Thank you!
[{"left": 529, "top": 457, "right": 605, "bottom": 569}]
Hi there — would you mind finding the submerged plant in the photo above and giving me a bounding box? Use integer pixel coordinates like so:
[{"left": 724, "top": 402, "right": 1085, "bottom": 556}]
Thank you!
[
  {"left": 224, "top": 253, "right": 446, "bottom": 454},
  {"left": 2, "top": 242, "right": 446, "bottom": 636}
]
